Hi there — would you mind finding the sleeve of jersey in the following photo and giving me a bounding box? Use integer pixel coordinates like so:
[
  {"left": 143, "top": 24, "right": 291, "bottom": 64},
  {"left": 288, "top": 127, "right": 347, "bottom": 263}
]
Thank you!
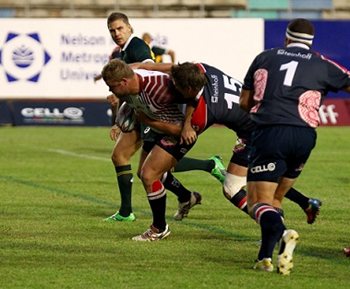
[
  {"left": 325, "top": 59, "right": 350, "bottom": 92},
  {"left": 152, "top": 46, "right": 166, "bottom": 56},
  {"left": 242, "top": 56, "right": 260, "bottom": 90}
]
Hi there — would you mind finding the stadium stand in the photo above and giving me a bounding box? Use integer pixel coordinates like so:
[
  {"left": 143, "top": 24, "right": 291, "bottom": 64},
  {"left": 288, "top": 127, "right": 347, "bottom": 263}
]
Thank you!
[{"left": 0, "top": 0, "right": 349, "bottom": 18}]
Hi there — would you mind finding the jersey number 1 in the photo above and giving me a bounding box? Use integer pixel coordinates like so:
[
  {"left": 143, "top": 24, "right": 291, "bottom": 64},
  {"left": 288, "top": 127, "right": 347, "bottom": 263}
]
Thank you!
[{"left": 280, "top": 60, "right": 298, "bottom": 86}]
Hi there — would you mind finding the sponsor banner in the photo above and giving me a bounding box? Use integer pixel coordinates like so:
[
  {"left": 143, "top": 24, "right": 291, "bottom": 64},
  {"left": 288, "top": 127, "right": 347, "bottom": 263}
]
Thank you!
[
  {"left": 319, "top": 99, "right": 350, "bottom": 126},
  {"left": 0, "top": 100, "right": 13, "bottom": 125},
  {"left": 3, "top": 98, "right": 349, "bottom": 127},
  {"left": 9, "top": 99, "right": 112, "bottom": 126},
  {"left": 0, "top": 18, "right": 263, "bottom": 98}
]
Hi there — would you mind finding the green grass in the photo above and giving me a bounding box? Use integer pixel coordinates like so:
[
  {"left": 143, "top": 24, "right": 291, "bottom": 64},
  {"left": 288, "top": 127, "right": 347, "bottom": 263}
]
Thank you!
[{"left": 1, "top": 126, "right": 350, "bottom": 289}]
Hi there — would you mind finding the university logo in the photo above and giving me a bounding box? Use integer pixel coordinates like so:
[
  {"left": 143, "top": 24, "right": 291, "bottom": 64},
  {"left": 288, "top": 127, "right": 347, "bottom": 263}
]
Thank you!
[{"left": 0, "top": 32, "right": 51, "bottom": 82}]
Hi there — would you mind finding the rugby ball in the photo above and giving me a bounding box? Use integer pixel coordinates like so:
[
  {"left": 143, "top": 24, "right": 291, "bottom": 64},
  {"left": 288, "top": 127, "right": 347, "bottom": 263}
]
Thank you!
[{"left": 115, "top": 102, "right": 136, "bottom": 132}]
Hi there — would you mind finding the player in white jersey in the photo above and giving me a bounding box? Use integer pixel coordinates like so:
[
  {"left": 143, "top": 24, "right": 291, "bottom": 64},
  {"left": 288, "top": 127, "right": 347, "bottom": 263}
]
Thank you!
[{"left": 102, "top": 59, "right": 198, "bottom": 241}]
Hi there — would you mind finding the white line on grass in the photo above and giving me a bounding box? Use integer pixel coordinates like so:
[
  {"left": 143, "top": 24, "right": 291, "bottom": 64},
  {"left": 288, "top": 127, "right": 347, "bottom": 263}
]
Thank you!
[{"left": 48, "top": 149, "right": 110, "bottom": 162}]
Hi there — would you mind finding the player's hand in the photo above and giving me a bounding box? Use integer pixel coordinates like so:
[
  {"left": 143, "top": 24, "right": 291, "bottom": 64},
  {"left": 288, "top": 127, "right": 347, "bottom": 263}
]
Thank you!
[
  {"left": 110, "top": 124, "right": 121, "bottom": 141},
  {"left": 94, "top": 74, "right": 102, "bottom": 82},
  {"left": 107, "top": 94, "right": 119, "bottom": 107},
  {"left": 180, "top": 124, "right": 197, "bottom": 145}
]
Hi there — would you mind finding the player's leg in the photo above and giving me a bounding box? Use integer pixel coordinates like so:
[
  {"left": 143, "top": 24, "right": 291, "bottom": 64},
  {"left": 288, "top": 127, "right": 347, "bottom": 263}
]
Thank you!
[
  {"left": 273, "top": 177, "right": 300, "bottom": 275},
  {"left": 132, "top": 144, "right": 176, "bottom": 241},
  {"left": 105, "top": 130, "right": 141, "bottom": 222},
  {"left": 223, "top": 162, "right": 248, "bottom": 214},
  {"left": 141, "top": 140, "right": 202, "bottom": 221},
  {"left": 284, "top": 187, "right": 322, "bottom": 224},
  {"left": 247, "top": 126, "right": 292, "bottom": 273},
  {"left": 174, "top": 155, "right": 226, "bottom": 184},
  {"left": 248, "top": 180, "right": 284, "bottom": 273}
]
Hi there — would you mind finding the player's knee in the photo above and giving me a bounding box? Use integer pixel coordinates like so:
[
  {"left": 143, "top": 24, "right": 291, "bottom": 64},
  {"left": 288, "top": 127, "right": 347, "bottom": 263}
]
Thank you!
[
  {"left": 111, "top": 147, "right": 131, "bottom": 165},
  {"left": 140, "top": 168, "right": 153, "bottom": 187},
  {"left": 223, "top": 173, "right": 246, "bottom": 200}
]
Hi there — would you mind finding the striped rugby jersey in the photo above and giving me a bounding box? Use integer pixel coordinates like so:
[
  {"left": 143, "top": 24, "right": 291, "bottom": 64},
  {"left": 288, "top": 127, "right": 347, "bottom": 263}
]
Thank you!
[{"left": 122, "top": 69, "right": 184, "bottom": 125}]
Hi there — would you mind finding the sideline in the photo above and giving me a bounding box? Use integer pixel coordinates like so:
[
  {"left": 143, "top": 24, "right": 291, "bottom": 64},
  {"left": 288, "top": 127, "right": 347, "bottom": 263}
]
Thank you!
[{"left": 48, "top": 148, "right": 110, "bottom": 162}]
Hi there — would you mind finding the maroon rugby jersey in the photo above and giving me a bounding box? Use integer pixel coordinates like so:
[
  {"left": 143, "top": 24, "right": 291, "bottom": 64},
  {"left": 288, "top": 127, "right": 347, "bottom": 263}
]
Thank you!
[{"left": 123, "top": 69, "right": 184, "bottom": 125}]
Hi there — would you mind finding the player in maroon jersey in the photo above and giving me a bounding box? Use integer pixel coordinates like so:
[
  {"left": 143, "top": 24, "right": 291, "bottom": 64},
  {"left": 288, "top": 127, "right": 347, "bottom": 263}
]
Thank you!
[{"left": 102, "top": 59, "right": 201, "bottom": 241}]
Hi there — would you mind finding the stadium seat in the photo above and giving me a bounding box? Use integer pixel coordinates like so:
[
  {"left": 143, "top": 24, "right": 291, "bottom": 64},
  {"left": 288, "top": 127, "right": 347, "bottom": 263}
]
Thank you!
[
  {"left": 290, "top": 0, "right": 333, "bottom": 10},
  {"left": 0, "top": 8, "right": 15, "bottom": 17},
  {"left": 332, "top": 0, "right": 350, "bottom": 9},
  {"left": 233, "top": 9, "right": 278, "bottom": 19},
  {"left": 278, "top": 10, "right": 322, "bottom": 19},
  {"left": 247, "top": 0, "right": 289, "bottom": 10}
]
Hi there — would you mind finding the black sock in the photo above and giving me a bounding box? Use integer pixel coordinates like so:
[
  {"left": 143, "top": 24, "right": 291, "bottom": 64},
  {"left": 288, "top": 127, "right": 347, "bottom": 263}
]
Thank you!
[
  {"left": 148, "top": 180, "right": 167, "bottom": 232},
  {"left": 285, "top": 187, "right": 310, "bottom": 210},
  {"left": 173, "top": 157, "right": 213, "bottom": 172},
  {"left": 254, "top": 204, "right": 285, "bottom": 260},
  {"left": 115, "top": 165, "right": 133, "bottom": 216},
  {"left": 163, "top": 172, "right": 191, "bottom": 203},
  {"left": 229, "top": 188, "right": 248, "bottom": 214}
]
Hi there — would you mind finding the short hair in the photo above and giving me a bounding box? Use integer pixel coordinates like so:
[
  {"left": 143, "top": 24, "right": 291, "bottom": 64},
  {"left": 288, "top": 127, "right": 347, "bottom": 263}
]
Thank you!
[
  {"left": 286, "top": 18, "right": 315, "bottom": 46},
  {"left": 142, "top": 32, "right": 152, "bottom": 44},
  {"left": 171, "top": 62, "right": 207, "bottom": 92},
  {"left": 102, "top": 59, "right": 134, "bottom": 83},
  {"left": 107, "top": 12, "right": 134, "bottom": 33}
]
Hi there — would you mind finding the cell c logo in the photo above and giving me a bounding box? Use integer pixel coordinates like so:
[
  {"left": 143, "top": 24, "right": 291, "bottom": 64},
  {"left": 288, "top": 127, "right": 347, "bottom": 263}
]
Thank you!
[{"left": 0, "top": 32, "right": 51, "bottom": 82}]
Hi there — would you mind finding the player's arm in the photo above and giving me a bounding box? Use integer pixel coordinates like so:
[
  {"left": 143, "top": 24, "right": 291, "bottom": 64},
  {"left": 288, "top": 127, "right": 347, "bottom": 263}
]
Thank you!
[
  {"left": 239, "top": 88, "right": 255, "bottom": 112},
  {"left": 136, "top": 111, "right": 182, "bottom": 136},
  {"left": 181, "top": 104, "right": 197, "bottom": 145},
  {"left": 167, "top": 49, "right": 176, "bottom": 64},
  {"left": 107, "top": 94, "right": 121, "bottom": 141},
  {"left": 129, "top": 62, "right": 173, "bottom": 74}
]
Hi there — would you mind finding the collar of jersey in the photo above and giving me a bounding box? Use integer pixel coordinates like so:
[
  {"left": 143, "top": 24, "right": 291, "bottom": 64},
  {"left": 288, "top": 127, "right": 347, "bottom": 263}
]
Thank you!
[
  {"left": 122, "top": 34, "right": 135, "bottom": 51},
  {"left": 286, "top": 42, "right": 310, "bottom": 50},
  {"left": 195, "top": 87, "right": 204, "bottom": 100}
]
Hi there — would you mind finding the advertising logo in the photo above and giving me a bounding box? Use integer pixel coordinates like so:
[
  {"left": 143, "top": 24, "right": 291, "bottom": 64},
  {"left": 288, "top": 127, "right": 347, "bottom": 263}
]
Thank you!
[
  {"left": 21, "top": 106, "right": 84, "bottom": 124},
  {"left": 0, "top": 32, "right": 51, "bottom": 82}
]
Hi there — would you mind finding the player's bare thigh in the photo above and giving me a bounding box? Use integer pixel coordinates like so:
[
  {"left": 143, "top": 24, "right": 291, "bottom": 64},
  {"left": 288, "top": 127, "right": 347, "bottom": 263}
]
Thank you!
[
  {"left": 140, "top": 145, "right": 177, "bottom": 192},
  {"left": 111, "top": 130, "right": 142, "bottom": 165},
  {"left": 227, "top": 162, "right": 247, "bottom": 177}
]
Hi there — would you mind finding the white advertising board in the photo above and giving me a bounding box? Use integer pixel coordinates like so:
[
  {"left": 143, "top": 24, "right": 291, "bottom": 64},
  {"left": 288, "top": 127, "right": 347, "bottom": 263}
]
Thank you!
[{"left": 0, "top": 18, "right": 263, "bottom": 98}]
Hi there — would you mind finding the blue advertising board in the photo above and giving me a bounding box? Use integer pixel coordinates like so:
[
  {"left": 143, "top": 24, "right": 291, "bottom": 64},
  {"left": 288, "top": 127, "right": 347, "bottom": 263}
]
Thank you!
[{"left": 1, "top": 99, "right": 112, "bottom": 126}]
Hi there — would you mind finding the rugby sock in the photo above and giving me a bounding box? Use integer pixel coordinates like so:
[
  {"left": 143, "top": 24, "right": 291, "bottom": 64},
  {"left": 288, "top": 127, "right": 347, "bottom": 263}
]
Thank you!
[
  {"left": 173, "top": 157, "right": 212, "bottom": 172},
  {"left": 162, "top": 172, "right": 192, "bottom": 203},
  {"left": 148, "top": 180, "right": 167, "bottom": 232},
  {"left": 254, "top": 203, "right": 286, "bottom": 260},
  {"left": 285, "top": 187, "right": 310, "bottom": 210},
  {"left": 115, "top": 165, "right": 133, "bottom": 216},
  {"left": 228, "top": 188, "right": 248, "bottom": 214}
]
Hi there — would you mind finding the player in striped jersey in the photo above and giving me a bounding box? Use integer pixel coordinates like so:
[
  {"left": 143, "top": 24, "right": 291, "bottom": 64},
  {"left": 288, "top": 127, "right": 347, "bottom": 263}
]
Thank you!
[{"left": 102, "top": 59, "right": 201, "bottom": 241}]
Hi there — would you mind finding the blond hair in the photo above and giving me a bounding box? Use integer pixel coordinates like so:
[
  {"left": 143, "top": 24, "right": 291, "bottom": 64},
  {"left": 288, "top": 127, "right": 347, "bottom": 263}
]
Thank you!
[{"left": 102, "top": 59, "right": 134, "bottom": 83}]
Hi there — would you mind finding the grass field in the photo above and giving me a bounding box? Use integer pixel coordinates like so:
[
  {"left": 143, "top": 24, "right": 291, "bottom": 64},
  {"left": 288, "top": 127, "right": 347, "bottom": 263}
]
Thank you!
[{"left": 1, "top": 126, "right": 350, "bottom": 289}]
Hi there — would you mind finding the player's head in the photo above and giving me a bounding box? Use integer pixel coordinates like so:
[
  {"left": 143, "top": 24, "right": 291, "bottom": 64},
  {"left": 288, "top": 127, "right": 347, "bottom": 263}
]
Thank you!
[
  {"left": 285, "top": 18, "right": 315, "bottom": 47},
  {"left": 107, "top": 12, "right": 133, "bottom": 47},
  {"left": 171, "top": 62, "right": 207, "bottom": 98},
  {"left": 102, "top": 59, "right": 135, "bottom": 96},
  {"left": 142, "top": 32, "right": 152, "bottom": 45}
]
